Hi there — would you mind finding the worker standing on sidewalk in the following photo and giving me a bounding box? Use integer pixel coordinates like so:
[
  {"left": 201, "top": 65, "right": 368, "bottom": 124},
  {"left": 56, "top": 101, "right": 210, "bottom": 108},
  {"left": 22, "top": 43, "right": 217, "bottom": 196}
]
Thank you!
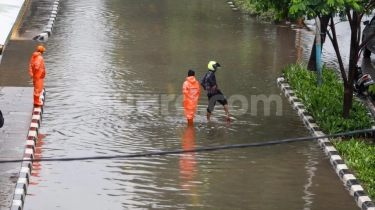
[{"left": 29, "top": 45, "right": 46, "bottom": 106}]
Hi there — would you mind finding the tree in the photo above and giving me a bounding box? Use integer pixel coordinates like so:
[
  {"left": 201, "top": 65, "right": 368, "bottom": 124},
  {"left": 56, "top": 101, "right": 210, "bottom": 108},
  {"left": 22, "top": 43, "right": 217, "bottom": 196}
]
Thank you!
[
  {"left": 252, "top": 0, "right": 375, "bottom": 119},
  {"left": 307, "top": 15, "right": 330, "bottom": 71},
  {"left": 288, "top": 0, "right": 375, "bottom": 119}
]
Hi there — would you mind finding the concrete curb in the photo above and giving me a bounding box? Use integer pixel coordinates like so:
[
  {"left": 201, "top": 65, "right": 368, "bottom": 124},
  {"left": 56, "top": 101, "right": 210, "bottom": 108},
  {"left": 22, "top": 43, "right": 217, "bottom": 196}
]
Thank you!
[
  {"left": 227, "top": 1, "right": 239, "bottom": 11},
  {"left": 277, "top": 76, "right": 375, "bottom": 210},
  {"left": 10, "top": 89, "right": 46, "bottom": 210},
  {"left": 33, "top": 0, "right": 60, "bottom": 42}
]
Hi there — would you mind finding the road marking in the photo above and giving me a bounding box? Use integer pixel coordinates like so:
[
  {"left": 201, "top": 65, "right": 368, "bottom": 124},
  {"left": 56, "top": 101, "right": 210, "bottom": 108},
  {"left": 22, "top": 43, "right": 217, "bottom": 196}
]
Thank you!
[{"left": 10, "top": 0, "right": 30, "bottom": 40}]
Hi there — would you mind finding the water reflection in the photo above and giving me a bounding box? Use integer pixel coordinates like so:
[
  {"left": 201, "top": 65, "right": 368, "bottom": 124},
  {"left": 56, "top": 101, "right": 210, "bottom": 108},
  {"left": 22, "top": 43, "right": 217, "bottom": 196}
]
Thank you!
[
  {"left": 179, "top": 125, "right": 199, "bottom": 206},
  {"left": 22, "top": 0, "right": 359, "bottom": 209},
  {"left": 28, "top": 133, "right": 45, "bottom": 195}
]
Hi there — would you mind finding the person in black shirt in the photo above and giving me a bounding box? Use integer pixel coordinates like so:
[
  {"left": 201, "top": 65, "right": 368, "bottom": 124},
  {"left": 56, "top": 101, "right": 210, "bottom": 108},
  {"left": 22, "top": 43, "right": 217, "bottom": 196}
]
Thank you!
[{"left": 200, "top": 61, "right": 230, "bottom": 122}]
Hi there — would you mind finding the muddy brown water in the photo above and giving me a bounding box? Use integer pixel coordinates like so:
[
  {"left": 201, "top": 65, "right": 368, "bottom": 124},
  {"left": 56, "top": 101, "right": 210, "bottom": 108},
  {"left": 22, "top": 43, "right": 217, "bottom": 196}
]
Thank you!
[{"left": 6, "top": 0, "right": 361, "bottom": 209}]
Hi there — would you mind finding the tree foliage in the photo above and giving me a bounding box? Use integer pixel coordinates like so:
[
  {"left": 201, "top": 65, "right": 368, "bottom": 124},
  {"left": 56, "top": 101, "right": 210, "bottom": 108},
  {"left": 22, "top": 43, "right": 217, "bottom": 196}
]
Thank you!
[{"left": 252, "top": 0, "right": 375, "bottom": 119}]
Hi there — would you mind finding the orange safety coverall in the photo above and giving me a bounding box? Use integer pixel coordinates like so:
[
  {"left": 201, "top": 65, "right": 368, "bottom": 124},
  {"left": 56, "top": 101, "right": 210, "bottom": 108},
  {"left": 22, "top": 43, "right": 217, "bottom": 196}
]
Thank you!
[
  {"left": 182, "top": 76, "right": 200, "bottom": 120},
  {"left": 29, "top": 52, "right": 46, "bottom": 105}
]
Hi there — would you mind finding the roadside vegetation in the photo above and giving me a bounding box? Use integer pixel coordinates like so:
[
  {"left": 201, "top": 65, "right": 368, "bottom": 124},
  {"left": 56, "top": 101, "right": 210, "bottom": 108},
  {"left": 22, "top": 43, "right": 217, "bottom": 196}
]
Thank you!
[
  {"left": 233, "top": 0, "right": 276, "bottom": 22},
  {"left": 283, "top": 63, "right": 372, "bottom": 134},
  {"left": 283, "top": 62, "right": 375, "bottom": 199},
  {"left": 236, "top": 0, "right": 375, "bottom": 199}
]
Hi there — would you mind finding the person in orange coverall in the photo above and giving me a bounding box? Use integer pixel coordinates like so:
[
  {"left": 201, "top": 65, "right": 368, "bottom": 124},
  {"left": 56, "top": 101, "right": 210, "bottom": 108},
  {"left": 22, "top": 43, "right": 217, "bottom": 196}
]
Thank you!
[
  {"left": 182, "top": 70, "right": 200, "bottom": 125},
  {"left": 29, "top": 45, "right": 46, "bottom": 106}
]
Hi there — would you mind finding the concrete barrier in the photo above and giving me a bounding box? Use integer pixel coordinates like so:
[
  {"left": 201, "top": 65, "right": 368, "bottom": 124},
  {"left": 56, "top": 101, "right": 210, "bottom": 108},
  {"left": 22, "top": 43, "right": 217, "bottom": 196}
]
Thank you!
[
  {"left": 276, "top": 77, "right": 375, "bottom": 210},
  {"left": 10, "top": 89, "right": 46, "bottom": 210},
  {"left": 33, "top": 0, "right": 60, "bottom": 42}
]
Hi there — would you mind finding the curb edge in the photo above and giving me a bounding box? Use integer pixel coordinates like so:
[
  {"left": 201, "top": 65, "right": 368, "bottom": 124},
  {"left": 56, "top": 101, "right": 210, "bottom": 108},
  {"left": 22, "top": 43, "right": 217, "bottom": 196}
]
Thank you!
[
  {"left": 33, "top": 0, "right": 60, "bottom": 42},
  {"left": 10, "top": 89, "right": 46, "bottom": 210},
  {"left": 277, "top": 76, "right": 375, "bottom": 210}
]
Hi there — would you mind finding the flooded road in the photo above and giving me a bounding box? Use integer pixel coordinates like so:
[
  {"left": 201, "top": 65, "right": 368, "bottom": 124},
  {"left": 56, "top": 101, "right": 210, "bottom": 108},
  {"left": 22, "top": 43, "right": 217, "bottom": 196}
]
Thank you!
[{"left": 21, "top": 0, "right": 359, "bottom": 209}]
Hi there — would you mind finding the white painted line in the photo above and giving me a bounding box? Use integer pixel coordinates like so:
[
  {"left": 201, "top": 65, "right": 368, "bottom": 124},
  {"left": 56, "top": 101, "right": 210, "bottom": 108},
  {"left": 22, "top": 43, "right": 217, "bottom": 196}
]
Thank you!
[
  {"left": 32, "top": 115, "right": 40, "bottom": 120},
  {"left": 335, "top": 164, "right": 348, "bottom": 170},
  {"left": 357, "top": 196, "right": 371, "bottom": 208},
  {"left": 30, "top": 123, "right": 39, "bottom": 128},
  {"left": 280, "top": 84, "right": 290, "bottom": 90},
  {"left": 309, "top": 123, "right": 319, "bottom": 128},
  {"left": 277, "top": 79, "right": 375, "bottom": 208},
  {"left": 12, "top": 200, "right": 22, "bottom": 206},
  {"left": 324, "top": 146, "right": 337, "bottom": 153},
  {"left": 313, "top": 131, "right": 325, "bottom": 137},
  {"left": 293, "top": 102, "right": 303, "bottom": 107},
  {"left": 38, "top": 33, "right": 49, "bottom": 42},
  {"left": 342, "top": 174, "right": 356, "bottom": 185},
  {"left": 319, "top": 138, "right": 330, "bottom": 142},
  {"left": 14, "top": 188, "right": 24, "bottom": 196},
  {"left": 330, "top": 155, "right": 342, "bottom": 161},
  {"left": 26, "top": 139, "right": 35, "bottom": 145},
  {"left": 25, "top": 148, "right": 33, "bottom": 155},
  {"left": 28, "top": 130, "right": 37, "bottom": 137},
  {"left": 20, "top": 167, "right": 30, "bottom": 174},
  {"left": 298, "top": 109, "right": 307, "bottom": 115},
  {"left": 350, "top": 185, "right": 364, "bottom": 196},
  {"left": 17, "top": 178, "right": 28, "bottom": 184},
  {"left": 34, "top": 107, "right": 42, "bottom": 112}
]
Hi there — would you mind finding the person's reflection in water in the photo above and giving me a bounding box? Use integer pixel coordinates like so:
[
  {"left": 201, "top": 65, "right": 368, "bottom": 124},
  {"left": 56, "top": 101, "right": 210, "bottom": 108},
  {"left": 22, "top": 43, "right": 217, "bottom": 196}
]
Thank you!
[
  {"left": 29, "top": 133, "right": 45, "bottom": 188},
  {"left": 179, "top": 125, "right": 200, "bottom": 206}
]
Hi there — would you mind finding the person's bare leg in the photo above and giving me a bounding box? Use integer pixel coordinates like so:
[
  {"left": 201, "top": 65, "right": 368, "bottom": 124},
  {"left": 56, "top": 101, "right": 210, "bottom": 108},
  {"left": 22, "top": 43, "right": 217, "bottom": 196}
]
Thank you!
[
  {"left": 206, "top": 112, "right": 211, "bottom": 120},
  {"left": 224, "top": 104, "right": 230, "bottom": 120}
]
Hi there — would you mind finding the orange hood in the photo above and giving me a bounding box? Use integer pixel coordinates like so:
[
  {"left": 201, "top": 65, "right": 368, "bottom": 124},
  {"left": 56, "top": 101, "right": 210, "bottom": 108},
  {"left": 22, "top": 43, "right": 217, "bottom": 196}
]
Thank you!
[{"left": 186, "top": 76, "right": 198, "bottom": 85}]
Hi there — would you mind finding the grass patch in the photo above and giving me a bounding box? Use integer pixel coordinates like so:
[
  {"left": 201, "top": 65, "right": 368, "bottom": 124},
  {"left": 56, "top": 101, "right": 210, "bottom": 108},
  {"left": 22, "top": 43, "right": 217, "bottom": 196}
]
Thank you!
[
  {"left": 282, "top": 62, "right": 372, "bottom": 134},
  {"left": 332, "top": 138, "right": 375, "bottom": 198}
]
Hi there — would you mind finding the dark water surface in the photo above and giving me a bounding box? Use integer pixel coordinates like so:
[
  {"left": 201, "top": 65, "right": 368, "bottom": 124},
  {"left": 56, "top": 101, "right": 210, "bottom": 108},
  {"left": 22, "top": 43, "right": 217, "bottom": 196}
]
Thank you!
[{"left": 22, "top": 1, "right": 358, "bottom": 209}]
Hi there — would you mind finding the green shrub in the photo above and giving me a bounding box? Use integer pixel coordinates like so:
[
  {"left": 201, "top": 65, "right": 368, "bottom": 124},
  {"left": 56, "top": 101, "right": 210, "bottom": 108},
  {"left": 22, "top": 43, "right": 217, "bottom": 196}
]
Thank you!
[
  {"left": 282, "top": 62, "right": 375, "bottom": 199},
  {"left": 333, "top": 139, "right": 375, "bottom": 198},
  {"left": 234, "top": 0, "right": 275, "bottom": 22},
  {"left": 369, "top": 84, "right": 375, "bottom": 94},
  {"left": 282, "top": 62, "right": 373, "bottom": 134}
]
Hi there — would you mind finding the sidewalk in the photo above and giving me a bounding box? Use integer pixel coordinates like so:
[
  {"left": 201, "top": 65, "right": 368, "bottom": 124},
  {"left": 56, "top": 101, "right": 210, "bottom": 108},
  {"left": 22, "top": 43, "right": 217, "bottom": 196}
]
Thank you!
[
  {"left": 0, "top": 0, "right": 26, "bottom": 61},
  {"left": 0, "top": 0, "right": 58, "bottom": 64},
  {"left": 0, "top": 87, "right": 33, "bottom": 210},
  {"left": 0, "top": 0, "right": 55, "bottom": 209},
  {"left": 0, "top": 0, "right": 25, "bottom": 45}
]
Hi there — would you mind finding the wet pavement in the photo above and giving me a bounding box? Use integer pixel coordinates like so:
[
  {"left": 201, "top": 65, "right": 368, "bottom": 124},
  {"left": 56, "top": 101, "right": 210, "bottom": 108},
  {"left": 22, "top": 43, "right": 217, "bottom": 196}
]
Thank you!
[
  {"left": 0, "top": 0, "right": 56, "bottom": 87},
  {"left": 0, "top": 0, "right": 54, "bottom": 209},
  {"left": 0, "top": 0, "right": 25, "bottom": 45},
  {"left": 10, "top": 0, "right": 56, "bottom": 40},
  {"left": 0, "top": 87, "right": 33, "bottom": 210},
  {"left": 1, "top": 0, "right": 374, "bottom": 210},
  {"left": 20, "top": 0, "right": 361, "bottom": 209}
]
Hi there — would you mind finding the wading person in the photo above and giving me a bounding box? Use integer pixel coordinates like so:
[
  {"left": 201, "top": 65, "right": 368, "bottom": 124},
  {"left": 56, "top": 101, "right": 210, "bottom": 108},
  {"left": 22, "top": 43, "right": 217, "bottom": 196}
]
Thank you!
[
  {"left": 182, "top": 70, "right": 200, "bottom": 125},
  {"left": 201, "top": 61, "right": 230, "bottom": 122},
  {"left": 29, "top": 45, "right": 46, "bottom": 106}
]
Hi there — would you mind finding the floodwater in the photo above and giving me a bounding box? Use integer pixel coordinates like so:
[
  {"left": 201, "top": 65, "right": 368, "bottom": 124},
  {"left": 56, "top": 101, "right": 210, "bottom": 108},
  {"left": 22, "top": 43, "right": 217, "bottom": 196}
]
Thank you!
[{"left": 22, "top": 0, "right": 359, "bottom": 209}]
